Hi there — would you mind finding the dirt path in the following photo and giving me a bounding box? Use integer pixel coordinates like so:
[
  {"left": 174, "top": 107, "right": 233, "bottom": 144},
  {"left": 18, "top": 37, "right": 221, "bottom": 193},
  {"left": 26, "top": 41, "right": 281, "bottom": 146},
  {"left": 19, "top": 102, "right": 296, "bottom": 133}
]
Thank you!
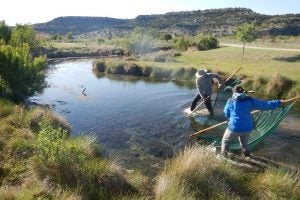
[{"left": 220, "top": 43, "right": 300, "bottom": 52}]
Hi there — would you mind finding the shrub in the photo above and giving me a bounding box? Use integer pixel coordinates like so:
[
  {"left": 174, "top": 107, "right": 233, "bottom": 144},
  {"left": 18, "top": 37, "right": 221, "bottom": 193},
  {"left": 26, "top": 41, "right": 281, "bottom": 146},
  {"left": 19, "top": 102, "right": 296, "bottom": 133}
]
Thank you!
[
  {"left": 174, "top": 37, "right": 190, "bottom": 51},
  {"left": 171, "top": 67, "right": 197, "bottom": 81},
  {"left": 106, "top": 61, "right": 126, "bottom": 74},
  {"left": 92, "top": 60, "right": 106, "bottom": 72},
  {"left": 197, "top": 36, "right": 218, "bottom": 51},
  {"left": 33, "top": 121, "right": 136, "bottom": 199},
  {"left": 150, "top": 68, "right": 171, "bottom": 79},
  {"left": 160, "top": 33, "right": 172, "bottom": 41},
  {"left": 0, "top": 99, "right": 14, "bottom": 117},
  {"left": 265, "top": 73, "right": 293, "bottom": 98}
]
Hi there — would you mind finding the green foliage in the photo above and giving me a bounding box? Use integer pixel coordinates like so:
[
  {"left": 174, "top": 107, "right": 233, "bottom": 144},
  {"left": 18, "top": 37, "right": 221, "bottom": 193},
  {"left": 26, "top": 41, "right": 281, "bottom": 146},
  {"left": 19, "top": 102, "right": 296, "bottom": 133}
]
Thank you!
[
  {"left": 174, "top": 37, "right": 190, "bottom": 51},
  {"left": 235, "top": 22, "right": 258, "bottom": 60},
  {"left": 0, "top": 21, "right": 11, "bottom": 44},
  {"left": 0, "top": 44, "right": 46, "bottom": 101},
  {"left": 197, "top": 35, "right": 218, "bottom": 51},
  {"left": 33, "top": 121, "right": 136, "bottom": 199},
  {"left": 97, "top": 37, "right": 105, "bottom": 44},
  {"left": 66, "top": 32, "right": 73, "bottom": 40},
  {"left": 235, "top": 22, "right": 258, "bottom": 43},
  {"left": 51, "top": 34, "right": 61, "bottom": 40},
  {"left": 10, "top": 24, "right": 40, "bottom": 51},
  {"left": 0, "top": 99, "right": 14, "bottom": 117},
  {"left": 160, "top": 33, "right": 172, "bottom": 41}
]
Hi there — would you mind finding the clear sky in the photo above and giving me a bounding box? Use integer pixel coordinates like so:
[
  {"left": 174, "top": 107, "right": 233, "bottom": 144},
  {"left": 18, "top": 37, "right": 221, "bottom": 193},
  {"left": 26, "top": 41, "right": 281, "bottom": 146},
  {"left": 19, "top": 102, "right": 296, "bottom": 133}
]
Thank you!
[{"left": 1, "top": 0, "right": 299, "bottom": 26}]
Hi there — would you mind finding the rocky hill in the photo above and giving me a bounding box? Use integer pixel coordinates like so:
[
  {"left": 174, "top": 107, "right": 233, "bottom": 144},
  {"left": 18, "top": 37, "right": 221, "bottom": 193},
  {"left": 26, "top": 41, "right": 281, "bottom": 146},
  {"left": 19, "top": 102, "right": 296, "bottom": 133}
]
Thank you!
[{"left": 34, "top": 8, "right": 300, "bottom": 37}]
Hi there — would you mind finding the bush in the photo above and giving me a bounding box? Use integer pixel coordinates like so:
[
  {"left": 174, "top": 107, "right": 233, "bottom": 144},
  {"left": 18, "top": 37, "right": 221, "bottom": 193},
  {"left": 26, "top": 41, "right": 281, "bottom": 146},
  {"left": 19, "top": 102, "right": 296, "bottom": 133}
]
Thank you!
[
  {"left": 265, "top": 73, "right": 293, "bottom": 98},
  {"left": 174, "top": 37, "right": 190, "bottom": 51},
  {"left": 197, "top": 36, "right": 218, "bottom": 51},
  {"left": 92, "top": 60, "right": 106, "bottom": 72}
]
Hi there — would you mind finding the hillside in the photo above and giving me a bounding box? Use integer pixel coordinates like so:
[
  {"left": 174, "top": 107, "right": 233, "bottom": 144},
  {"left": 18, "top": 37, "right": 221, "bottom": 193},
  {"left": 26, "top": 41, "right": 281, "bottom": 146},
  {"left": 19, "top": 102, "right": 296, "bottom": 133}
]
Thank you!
[{"left": 34, "top": 8, "right": 300, "bottom": 37}]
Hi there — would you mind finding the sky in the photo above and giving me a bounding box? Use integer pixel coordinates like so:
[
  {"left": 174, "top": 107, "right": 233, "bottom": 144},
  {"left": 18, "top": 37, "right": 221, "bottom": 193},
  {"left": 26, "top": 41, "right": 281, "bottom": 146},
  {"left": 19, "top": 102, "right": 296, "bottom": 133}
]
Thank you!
[{"left": 1, "top": 0, "right": 299, "bottom": 26}]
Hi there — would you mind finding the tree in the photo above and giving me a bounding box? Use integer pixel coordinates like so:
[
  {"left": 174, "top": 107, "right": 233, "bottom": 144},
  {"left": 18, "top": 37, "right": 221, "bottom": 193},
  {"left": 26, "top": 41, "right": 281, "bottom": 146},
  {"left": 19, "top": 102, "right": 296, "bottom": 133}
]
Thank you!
[
  {"left": 235, "top": 22, "right": 258, "bottom": 60},
  {"left": 0, "top": 44, "right": 46, "bottom": 101},
  {"left": 10, "top": 24, "right": 40, "bottom": 51},
  {"left": 0, "top": 21, "right": 11, "bottom": 44}
]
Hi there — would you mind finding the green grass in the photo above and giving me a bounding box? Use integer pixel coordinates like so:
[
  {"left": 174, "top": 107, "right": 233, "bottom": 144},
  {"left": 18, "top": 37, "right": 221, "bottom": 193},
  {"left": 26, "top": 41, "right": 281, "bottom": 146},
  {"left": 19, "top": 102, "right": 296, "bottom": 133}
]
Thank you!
[{"left": 0, "top": 100, "right": 140, "bottom": 199}]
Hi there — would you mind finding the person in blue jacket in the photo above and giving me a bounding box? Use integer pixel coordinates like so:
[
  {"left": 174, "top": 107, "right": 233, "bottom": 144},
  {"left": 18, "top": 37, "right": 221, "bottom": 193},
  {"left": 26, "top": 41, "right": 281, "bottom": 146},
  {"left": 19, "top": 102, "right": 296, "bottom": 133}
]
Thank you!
[{"left": 221, "top": 85, "right": 282, "bottom": 157}]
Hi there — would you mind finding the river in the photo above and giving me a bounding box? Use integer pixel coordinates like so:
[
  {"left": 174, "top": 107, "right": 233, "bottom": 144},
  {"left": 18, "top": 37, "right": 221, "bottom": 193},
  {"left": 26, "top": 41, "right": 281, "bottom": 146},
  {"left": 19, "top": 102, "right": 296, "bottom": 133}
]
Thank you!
[{"left": 29, "top": 59, "right": 300, "bottom": 174}]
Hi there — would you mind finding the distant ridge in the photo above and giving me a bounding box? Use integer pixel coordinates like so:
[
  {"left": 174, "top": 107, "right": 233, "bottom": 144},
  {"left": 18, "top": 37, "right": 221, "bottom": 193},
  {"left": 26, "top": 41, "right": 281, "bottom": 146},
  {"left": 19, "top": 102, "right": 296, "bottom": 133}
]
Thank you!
[{"left": 34, "top": 8, "right": 300, "bottom": 36}]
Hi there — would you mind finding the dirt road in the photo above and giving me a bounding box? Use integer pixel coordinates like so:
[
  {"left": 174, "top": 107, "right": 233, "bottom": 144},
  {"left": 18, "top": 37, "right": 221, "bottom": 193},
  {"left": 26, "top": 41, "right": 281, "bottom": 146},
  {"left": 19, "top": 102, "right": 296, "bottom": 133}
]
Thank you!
[{"left": 220, "top": 43, "right": 300, "bottom": 52}]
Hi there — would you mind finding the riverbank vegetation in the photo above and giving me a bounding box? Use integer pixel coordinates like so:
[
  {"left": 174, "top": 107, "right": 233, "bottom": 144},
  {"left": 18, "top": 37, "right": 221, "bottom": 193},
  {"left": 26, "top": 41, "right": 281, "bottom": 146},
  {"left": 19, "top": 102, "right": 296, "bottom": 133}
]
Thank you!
[
  {"left": 1, "top": 20, "right": 300, "bottom": 198},
  {"left": 0, "top": 100, "right": 145, "bottom": 199},
  {"left": 0, "top": 22, "right": 47, "bottom": 101},
  {"left": 1, "top": 106, "right": 299, "bottom": 199}
]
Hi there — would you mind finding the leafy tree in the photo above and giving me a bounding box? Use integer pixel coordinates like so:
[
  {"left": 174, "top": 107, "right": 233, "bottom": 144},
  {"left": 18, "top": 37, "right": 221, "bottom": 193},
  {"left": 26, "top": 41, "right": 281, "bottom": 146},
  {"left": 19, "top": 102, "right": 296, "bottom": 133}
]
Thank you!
[
  {"left": 235, "top": 22, "right": 258, "bottom": 60},
  {"left": 10, "top": 24, "right": 40, "bottom": 51},
  {"left": 0, "top": 21, "right": 11, "bottom": 44},
  {"left": 0, "top": 44, "right": 46, "bottom": 101}
]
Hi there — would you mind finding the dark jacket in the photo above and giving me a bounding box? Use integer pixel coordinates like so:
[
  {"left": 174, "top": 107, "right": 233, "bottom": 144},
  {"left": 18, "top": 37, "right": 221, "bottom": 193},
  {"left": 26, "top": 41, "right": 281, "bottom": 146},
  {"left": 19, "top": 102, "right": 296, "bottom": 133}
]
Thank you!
[{"left": 196, "top": 73, "right": 223, "bottom": 97}]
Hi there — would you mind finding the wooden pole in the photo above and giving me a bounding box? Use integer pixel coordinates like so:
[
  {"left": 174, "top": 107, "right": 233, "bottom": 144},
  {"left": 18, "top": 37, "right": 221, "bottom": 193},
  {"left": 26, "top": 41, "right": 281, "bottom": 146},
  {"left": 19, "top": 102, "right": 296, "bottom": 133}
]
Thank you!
[
  {"left": 187, "top": 96, "right": 210, "bottom": 117},
  {"left": 281, "top": 96, "right": 300, "bottom": 104},
  {"left": 224, "top": 67, "right": 242, "bottom": 83},
  {"left": 189, "top": 110, "right": 260, "bottom": 139},
  {"left": 189, "top": 96, "right": 300, "bottom": 139}
]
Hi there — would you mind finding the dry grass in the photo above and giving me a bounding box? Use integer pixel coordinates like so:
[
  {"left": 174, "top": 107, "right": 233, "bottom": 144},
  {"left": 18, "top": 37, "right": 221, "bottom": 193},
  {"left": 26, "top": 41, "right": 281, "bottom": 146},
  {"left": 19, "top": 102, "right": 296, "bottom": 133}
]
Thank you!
[
  {"left": 251, "top": 167, "right": 300, "bottom": 199},
  {"left": 155, "top": 145, "right": 247, "bottom": 200}
]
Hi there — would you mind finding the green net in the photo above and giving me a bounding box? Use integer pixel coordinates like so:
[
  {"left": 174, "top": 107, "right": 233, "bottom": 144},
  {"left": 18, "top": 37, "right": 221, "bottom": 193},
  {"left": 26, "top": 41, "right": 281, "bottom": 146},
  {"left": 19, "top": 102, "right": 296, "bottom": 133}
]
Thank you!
[{"left": 198, "top": 102, "right": 295, "bottom": 150}]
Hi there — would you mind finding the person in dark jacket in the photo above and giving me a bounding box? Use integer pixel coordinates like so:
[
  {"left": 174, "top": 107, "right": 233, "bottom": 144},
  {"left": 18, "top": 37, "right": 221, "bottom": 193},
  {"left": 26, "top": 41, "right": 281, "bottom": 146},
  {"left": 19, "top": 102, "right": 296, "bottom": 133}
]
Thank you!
[
  {"left": 190, "top": 69, "right": 223, "bottom": 115},
  {"left": 221, "top": 85, "right": 282, "bottom": 157}
]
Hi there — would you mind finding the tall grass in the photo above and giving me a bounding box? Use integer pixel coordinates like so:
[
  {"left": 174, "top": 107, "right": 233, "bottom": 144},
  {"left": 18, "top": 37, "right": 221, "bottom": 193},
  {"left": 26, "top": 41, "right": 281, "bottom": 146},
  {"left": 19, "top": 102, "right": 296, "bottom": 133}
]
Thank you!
[
  {"left": 154, "top": 145, "right": 300, "bottom": 200},
  {"left": 155, "top": 145, "right": 248, "bottom": 200},
  {"left": 251, "top": 167, "right": 300, "bottom": 199},
  {"left": 0, "top": 102, "right": 140, "bottom": 199}
]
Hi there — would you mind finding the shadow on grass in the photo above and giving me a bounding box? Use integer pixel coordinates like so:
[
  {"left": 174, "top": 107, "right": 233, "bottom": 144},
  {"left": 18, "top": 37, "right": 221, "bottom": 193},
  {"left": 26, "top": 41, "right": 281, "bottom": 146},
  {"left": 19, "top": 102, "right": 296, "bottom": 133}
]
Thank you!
[{"left": 273, "top": 55, "right": 300, "bottom": 62}]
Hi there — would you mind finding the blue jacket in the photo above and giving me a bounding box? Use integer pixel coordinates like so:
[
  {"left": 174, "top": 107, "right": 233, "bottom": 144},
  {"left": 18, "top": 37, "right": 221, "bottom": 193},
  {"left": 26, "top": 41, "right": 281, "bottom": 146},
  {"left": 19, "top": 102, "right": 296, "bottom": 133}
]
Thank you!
[{"left": 224, "top": 93, "right": 281, "bottom": 132}]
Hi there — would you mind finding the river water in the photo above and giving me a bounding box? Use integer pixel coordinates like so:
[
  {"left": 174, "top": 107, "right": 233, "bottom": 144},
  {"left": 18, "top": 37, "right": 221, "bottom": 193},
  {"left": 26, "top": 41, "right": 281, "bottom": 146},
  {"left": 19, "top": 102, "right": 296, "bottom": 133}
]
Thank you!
[{"left": 29, "top": 59, "right": 300, "bottom": 174}]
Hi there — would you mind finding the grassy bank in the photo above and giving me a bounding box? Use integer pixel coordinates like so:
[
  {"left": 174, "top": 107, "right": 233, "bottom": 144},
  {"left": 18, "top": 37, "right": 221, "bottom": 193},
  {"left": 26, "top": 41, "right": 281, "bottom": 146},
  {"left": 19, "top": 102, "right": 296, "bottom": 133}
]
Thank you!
[
  {"left": 1, "top": 100, "right": 299, "bottom": 199},
  {"left": 155, "top": 145, "right": 300, "bottom": 200},
  {"left": 92, "top": 44, "right": 300, "bottom": 111},
  {"left": 0, "top": 99, "right": 146, "bottom": 199}
]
